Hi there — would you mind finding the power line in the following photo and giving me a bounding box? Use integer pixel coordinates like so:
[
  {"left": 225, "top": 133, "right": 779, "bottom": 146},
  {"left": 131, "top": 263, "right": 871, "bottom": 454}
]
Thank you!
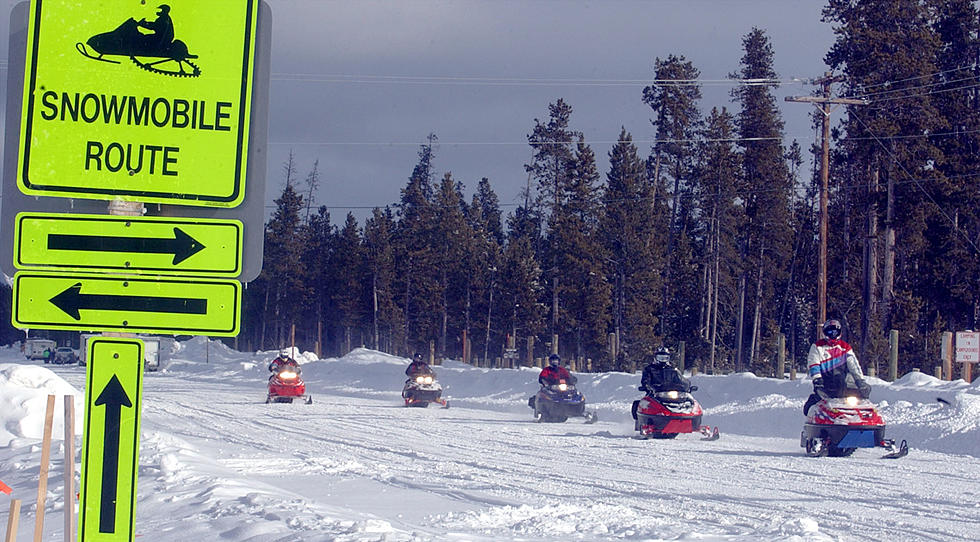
[{"left": 271, "top": 72, "right": 801, "bottom": 87}]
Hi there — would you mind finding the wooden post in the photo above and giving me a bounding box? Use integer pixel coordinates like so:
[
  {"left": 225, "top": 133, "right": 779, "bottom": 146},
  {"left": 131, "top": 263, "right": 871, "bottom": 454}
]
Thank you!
[
  {"left": 526, "top": 336, "right": 534, "bottom": 367},
  {"left": 428, "top": 340, "right": 435, "bottom": 365},
  {"left": 677, "top": 341, "right": 686, "bottom": 372},
  {"left": 63, "top": 395, "right": 75, "bottom": 542},
  {"left": 5, "top": 500, "right": 21, "bottom": 542},
  {"left": 691, "top": 367, "right": 698, "bottom": 376},
  {"left": 941, "top": 331, "right": 952, "bottom": 381},
  {"left": 888, "top": 329, "right": 899, "bottom": 381},
  {"left": 868, "top": 364, "right": 877, "bottom": 378},
  {"left": 934, "top": 366, "right": 942, "bottom": 379},
  {"left": 776, "top": 333, "right": 786, "bottom": 379},
  {"left": 965, "top": 362, "right": 973, "bottom": 383},
  {"left": 552, "top": 334, "right": 558, "bottom": 355},
  {"left": 33, "top": 395, "right": 55, "bottom": 542},
  {"left": 290, "top": 323, "right": 296, "bottom": 353}
]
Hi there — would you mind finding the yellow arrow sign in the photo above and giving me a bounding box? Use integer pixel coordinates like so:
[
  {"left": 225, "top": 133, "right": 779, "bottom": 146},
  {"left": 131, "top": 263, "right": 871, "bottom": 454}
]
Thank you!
[
  {"left": 18, "top": 0, "right": 258, "bottom": 207},
  {"left": 79, "top": 337, "right": 143, "bottom": 542},
  {"left": 12, "top": 272, "right": 241, "bottom": 335},
  {"left": 14, "top": 213, "right": 243, "bottom": 276}
]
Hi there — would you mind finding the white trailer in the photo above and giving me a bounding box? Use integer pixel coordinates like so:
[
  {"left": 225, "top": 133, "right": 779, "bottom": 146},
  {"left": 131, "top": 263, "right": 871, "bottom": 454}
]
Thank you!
[{"left": 24, "top": 338, "right": 56, "bottom": 360}]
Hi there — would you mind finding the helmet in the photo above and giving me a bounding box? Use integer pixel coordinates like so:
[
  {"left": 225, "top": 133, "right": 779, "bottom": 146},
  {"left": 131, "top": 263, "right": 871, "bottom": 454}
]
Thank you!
[
  {"left": 414, "top": 352, "right": 424, "bottom": 361},
  {"left": 653, "top": 347, "right": 671, "bottom": 365},
  {"left": 548, "top": 354, "right": 561, "bottom": 366},
  {"left": 822, "top": 319, "right": 842, "bottom": 340},
  {"left": 279, "top": 349, "right": 291, "bottom": 359}
]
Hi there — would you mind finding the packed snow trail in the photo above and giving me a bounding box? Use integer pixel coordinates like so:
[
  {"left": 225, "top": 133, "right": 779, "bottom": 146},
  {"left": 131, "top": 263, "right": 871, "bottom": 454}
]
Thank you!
[{"left": 1, "top": 343, "right": 978, "bottom": 541}]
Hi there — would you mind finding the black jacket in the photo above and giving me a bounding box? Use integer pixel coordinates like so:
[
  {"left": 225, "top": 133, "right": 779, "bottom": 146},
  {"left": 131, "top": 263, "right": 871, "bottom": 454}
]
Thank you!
[{"left": 640, "top": 362, "right": 691, "bottom": 393}]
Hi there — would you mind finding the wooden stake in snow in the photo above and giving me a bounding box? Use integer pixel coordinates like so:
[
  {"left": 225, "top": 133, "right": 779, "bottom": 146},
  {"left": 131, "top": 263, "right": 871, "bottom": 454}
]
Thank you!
[
  {"left": 64, "top": 395, "right": 76, "bottom": 542},
  {"left": 4, "top": 499, "right": 21, "bottom": 542},
  {"left": 33, "top": 394, "right": 56, "bottom": 542}
]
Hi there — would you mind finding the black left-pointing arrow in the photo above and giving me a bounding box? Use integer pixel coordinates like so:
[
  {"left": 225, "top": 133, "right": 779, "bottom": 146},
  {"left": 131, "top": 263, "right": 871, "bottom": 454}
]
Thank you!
[
  {"left": 47, "top": 227, "right": 206, "bottom": 265},
  {"left": 95, "top": 374, "right": 132, "bottom": 534},
  {"left": 50, "top": 283, "right": 208, "bottom": 320}
]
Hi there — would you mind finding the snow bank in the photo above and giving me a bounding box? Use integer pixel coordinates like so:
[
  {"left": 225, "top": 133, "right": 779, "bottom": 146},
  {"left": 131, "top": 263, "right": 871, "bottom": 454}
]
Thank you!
[{"left": 0, "top": 363, "right": 83, "bottom": 446}]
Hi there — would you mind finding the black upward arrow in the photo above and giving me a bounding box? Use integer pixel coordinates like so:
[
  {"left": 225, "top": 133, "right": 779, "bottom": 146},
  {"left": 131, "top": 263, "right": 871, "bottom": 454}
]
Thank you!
[
  {"left": 47, "top": 227, "right": 206, "bottom": 265},
  {"left": 50, "top": 283, "right": 208, "bottom": 320},
  {"left": 95, "top": 375, "right": 132, "bottom": 534}
]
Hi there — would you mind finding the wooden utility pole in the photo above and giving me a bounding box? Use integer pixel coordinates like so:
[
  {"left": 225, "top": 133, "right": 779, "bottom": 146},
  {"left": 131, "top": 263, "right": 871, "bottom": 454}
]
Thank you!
[{"left": 786, "top": 73, "right": 867, "bottom": 334}]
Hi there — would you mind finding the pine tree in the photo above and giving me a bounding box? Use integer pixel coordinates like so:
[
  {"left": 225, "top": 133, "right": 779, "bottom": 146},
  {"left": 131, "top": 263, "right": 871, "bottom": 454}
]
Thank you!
[
  {"left": 263, "top": 181, "right": 306, "bottom": 349},
  {"left": 546, "top": 138, "right": 611, "bottom": 363},
  {"left": 394, "top": 138, "right": 440, "bottom": 354},
  {"left": 431, "top": 172, "right": 472, "bottom": 358},
  {"left": 600, "top": 128, "right": 665, "bottom": 369},
  {"left": 691, "top": 108, "right": 744, "bottom": 372},
  {"left": 498, "top": 231, "right": 545, "bottom": 351},
  {"left": 364, "top": 207, "right": 403, "bottom": 353},
  {"left": 302, "top": 205, "right": 333, "bottom": 355},
  {"left": 526, "top": 99, "right": 583, "bottom": 351},
  {"left": 926, "top": 0, "right": 980, "bottom": 335},
  {"left": 643, "top": 55, "right": 703, "bottom": 340},
  {"left": 730, "top": 28, "right": 794, "bottom": 373},
  {"left": 333, "top": 213, "right": 366, "bottom": 354},
  {"left": 824, "top": 0, "right": 945, "bottom": 372},
  {"left": 466, "top": 189, "right": 504, "bottom": 363}
]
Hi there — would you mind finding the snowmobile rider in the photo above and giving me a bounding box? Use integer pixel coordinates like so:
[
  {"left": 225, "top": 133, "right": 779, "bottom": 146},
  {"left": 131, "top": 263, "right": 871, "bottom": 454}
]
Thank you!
[
  {"left": 268, "top": 351, "right": 298, "bottom": 374},
  {"left": 640, "top": 347, "right": 691, "bottom": 394},
  {"left": 137, "top": 4, "right": 175, "bottom": 52},
  {"left": 803, "top": 319, "right": 871, "bottom": 416},
  {"left": 539, "top": 354, "right": 576, "bottom": 386},
  {"left": 406, "top": 353, "right": 434, "bottom": 379}
]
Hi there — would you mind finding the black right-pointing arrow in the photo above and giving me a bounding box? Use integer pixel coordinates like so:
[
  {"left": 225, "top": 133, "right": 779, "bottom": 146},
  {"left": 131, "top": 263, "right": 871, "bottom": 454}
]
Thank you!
[
  {"left": 95, "top": 375, "right": 132, "bottom": 534},
  {"left": 49, "top": 283, "right": 208, "bottom": 320},
  {"left": 47, "top": 227, "right": 206, "bottom": 265}
]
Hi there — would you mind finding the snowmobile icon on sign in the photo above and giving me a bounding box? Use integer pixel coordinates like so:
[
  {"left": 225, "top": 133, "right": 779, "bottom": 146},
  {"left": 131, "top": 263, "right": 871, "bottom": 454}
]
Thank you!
[{"left": 75, "top": 4, "right": 201, "bottom": 77}]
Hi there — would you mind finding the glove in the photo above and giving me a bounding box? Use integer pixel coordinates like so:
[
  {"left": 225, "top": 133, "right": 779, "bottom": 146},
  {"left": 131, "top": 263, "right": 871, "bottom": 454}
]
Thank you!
[
  {"left": 856, "top": 379, "right": 871, "bottom": 399},
  {"left": 812, "top": 377, "right": 830, "bottom": 400}
]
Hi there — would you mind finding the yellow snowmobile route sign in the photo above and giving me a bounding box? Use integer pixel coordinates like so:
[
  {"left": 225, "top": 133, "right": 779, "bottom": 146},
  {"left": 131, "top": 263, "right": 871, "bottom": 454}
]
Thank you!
[
  {"left": 18, "top": 0, "right": 258, "bottom": 207},
  {"left": 12, "top": 271, "right": 241, "bottom": 335},
  {"left": 78, "top": 337, "right": 144, "bottom": 542},
  {"left": 13, "top": 213, "right": 243, "bottom": 276}
]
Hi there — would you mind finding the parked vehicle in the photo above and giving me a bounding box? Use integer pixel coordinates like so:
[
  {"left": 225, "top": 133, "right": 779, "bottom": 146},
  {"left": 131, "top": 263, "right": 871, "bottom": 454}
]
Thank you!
[{"left": 53, "top": 347, "right": 78, "bottom": 364}]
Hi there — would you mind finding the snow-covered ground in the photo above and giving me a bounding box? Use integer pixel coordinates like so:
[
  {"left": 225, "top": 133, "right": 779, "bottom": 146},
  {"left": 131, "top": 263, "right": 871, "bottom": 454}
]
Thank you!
[{"left": 1, "top": 338, "right": 978, "bottom": 541}]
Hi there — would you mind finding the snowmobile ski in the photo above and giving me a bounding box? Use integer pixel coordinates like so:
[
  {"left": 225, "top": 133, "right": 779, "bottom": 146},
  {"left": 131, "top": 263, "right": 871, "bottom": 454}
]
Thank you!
[
  {"left": 700, "top": 426, "right": 720, "bottom": 441},
  {"left": 881, "top": 439, "right": 908, "bottom": 459}
]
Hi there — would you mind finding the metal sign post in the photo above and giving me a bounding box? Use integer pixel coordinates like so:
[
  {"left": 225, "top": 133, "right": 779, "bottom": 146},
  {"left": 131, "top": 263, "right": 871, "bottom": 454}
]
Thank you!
[{"left": 78, "top": 338, "right": 144, "bottom": 542}]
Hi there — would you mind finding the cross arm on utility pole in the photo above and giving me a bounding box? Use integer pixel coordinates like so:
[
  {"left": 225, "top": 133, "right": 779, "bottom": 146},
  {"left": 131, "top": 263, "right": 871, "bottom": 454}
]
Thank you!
[{"left": 784, "top": 95, "right": 869, "bottom": 106}]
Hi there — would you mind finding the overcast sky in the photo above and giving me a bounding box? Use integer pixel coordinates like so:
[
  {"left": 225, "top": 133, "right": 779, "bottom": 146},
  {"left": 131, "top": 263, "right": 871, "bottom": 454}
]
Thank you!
[{"left": 1, "top": 0, "right": 837, "bottom": 226}]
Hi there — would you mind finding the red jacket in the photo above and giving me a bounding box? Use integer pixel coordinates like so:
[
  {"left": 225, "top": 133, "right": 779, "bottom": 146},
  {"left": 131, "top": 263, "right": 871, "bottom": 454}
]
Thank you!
[{"left": 539, "top": 365, "right": 572, "bottom": 386}]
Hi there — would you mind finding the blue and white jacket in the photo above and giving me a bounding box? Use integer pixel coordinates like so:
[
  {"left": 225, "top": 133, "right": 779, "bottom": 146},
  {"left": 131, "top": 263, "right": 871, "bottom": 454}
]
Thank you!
[{"left": 806, "top": 338, "right": 864, "bottom": 397}]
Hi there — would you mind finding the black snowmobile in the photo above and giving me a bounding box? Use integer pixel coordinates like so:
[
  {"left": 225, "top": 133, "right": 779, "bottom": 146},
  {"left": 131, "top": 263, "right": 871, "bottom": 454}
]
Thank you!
[
  {"left": 528, "top": 379, "right": 597, "bottom": 423},
  {"left": 75, "top": 6, "right": 200, "bottom": 77}
]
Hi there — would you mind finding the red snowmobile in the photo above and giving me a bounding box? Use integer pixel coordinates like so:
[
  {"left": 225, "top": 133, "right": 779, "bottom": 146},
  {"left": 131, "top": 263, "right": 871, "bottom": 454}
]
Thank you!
[
  {"left": 632, "top": 385, "right": 718, "bottom": 440},
  {"left": 266, "top": 362, "right": 312, "bottom": 404},
  {"left": 802, "top": 392, "right": 906, "bottom": 458}
]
